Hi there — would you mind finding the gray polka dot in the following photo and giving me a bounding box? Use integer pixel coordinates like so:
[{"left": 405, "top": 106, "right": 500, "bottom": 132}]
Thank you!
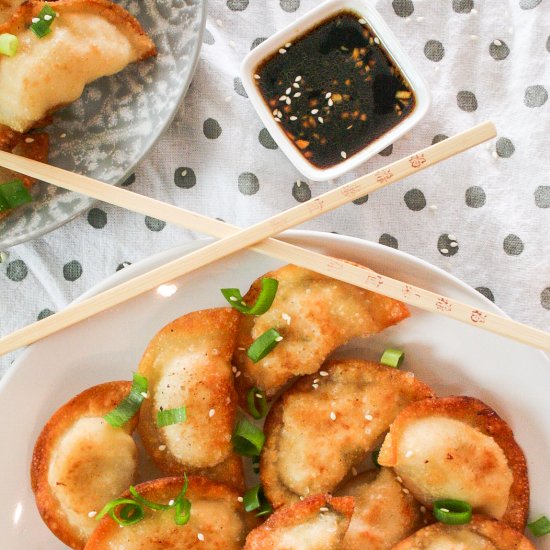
[
  {"left": 541, "top": 288, "right": 550, "bottom": 310},
  {"left": 457, "top": 91, "right": 478, "bottom": 112},
  {"left": 520, "top": 0, "right": 542, "bottom": 9},
  {"left": 116, "top": 261, "right": 132, "bottom": 272},
  {"left": 121, "top": 173, "right": 135, "bottom": 187},
  {"left": 251, "top": 37, "right": 267, "bottom": 50},
  {"left": 392, "top": 0, "right": 414, "bottom": 17},
  {"left": 233, "top": 77, "right": 248, "bottom": 98},
  {"left": 259, "top": 128, "right": 278, "bottom": 150},
  {"left": 203, "top": 118, "right": 222, "bottom": 139},
  {"left": 534, "top": 186, "right": 550, "bottom": 208},
  {"left": 280, "top": 0, "right": 300, "bottom": 12},
  {"left": 503, "top": 234, "right": 524, "bottom": 256},
  {"left": 465, "top": 186, "right": 486, "bottom": 208},
  {"left": 145, "top": 217, "right": 166, "bottom": 232},
  {"left": 438, "top": 234, "right": 459, "bottom": 256},
  {"left": 432, "top": 134, "right": 448, "bottom": 144},
  {"left": 37, "top": 308, "right": 55, "bottom": 320},
  {"left": 424, "top": 40, "right": 445, "bottom": 62},
  {"left": 6, "top": 259, "right": 27, "bottom": 281},
  {"left": 476, "top": 287, "right": 495, "bottom": 302},
  {"left": 227, "top": 0, "right": 248, "bottom": 10},
  {"left": 378, "top": 144, "right": 393, "bottom": 157},
  {"left": 87, "top": 208, "right": 107, "bottom": 229},
  {"left": 292, "top": 180, "right": 311, "bottom": 202},
  {"left": 238, "top": 172, "right": 260, "bottom": 195},
  {"left": 452, "top": 0, "right": 473, "bottom": 13},
  {"left": 495, "top": 137, "right": 515, "bottom": 158},
  {"left": 353, "top": 194, "right": 369, "bottom": 205},
  {"left": 174, "top": 167, "right": 196, "bottom": 189},
  {"left": 203, "top": 28, "right": 215, "bottom": 45},
  {"left": 524, "top": 85, "right": 548, "bottom": 108},
  {"left": 63, "top": 260, "right": 82, "bottom": 281},
  {"left": 489, "top": 39, "right": 509, "bottom": 60},
  {"left": 404, "top": 188, "right": 426, "bottom": 211},
  {"left": 379, "top": 234, "right": 398, "bottom": 248}
]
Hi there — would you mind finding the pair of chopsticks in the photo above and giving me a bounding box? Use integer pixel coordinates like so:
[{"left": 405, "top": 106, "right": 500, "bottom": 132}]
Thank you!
[{"left": 0, "top": 121, "right": 548, "bottom": 354}]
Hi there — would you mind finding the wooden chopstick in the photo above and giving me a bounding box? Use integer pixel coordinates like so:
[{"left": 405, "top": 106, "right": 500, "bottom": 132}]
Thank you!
[{"left": 2, "top": 121, "right": 546, "bottom": 354}]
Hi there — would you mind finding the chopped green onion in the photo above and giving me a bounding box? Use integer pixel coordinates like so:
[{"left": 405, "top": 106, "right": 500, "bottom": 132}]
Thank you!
[
  {"left": 129, "top": 486, "right": 171, "bottom": 511},
  {"left": 528, "top": 516, "right": 550, "bottom": 537},
  {"left": 174, "top": 497, "right": 192, "bottom": 525},
  {"left": 0, "top": 192, "right": 10, "bottom": 212},
  {"left": 30, "top": 4, "right": 57, "bottom": 38},
  {"left": 256, "top": 500, "right": 273, "bottom": 517},
  {"left": 0, "top": 33, "right": 18, "bottom": 57},
  {"left": 433, "top": 499, "right": 472, "bottom": 525},
  {"left": 246, "top": 387, "right": 268, "bottom": 419},
  {"left": 372, "top": 449, "right": 381, "bottom": 469},
  {"left": 232, "top": 419, "right": 265, "bottom": 457},
  {"left": 247, "top": 328, "right": 282, "bottom": 363},
  {"left": 0, "top": 179, "right": 32, "bottom": 209},
  {"left": 380, "top": 348, "right": 405, "bottom": 368},
  {"left": 157, "top": 407, "right": 187, "bottom": 428},
  {"left": 243, "top": 484, "right": 272, "bottom": 517},
  {"left": 95, "top": 498, "right": 144, "bottom": 526},
  {"left": 104, "top": 372, "right": 148, "bottom": 428},
  {"left": 221, "top": 277, "right": 279, "bottom": 315}
]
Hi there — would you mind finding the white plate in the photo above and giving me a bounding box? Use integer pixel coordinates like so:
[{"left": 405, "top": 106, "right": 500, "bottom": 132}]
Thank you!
[{"left": 0, "top": 230, "right": 548, "bottom": 548}]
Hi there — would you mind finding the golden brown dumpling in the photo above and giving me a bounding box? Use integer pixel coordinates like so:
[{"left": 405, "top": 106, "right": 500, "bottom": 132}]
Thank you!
[
  {"left": 261, "top": 359, "right": 434, "bottom": 508},
  {"left": 244, "top": 494, "right": 354, "bottom": 550},
  {"left": 0, "top": 0, "right": 156, "bottom": 132},
  {"left": 233, "top": 264, "right": 410, "bottom": 399},
  {"left": 378, "top": 396, "right": 529, "bottom": 530},
  {"left": 31, "top": 382, "right": 139, "bottom": 549},
  {"left": 138, "top": 308, "right": 245, "bottom": 491}
]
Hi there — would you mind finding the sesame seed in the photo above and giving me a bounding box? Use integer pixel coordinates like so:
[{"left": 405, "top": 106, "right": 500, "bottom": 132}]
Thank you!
[
  {"left": 286, "top": 97, "right": 291, "bottom": 105},
  {"left": 141, "top": 392, "right": 148, "bottom": 398},
  {"left": 254, "top": 74, "right": 260, "bottom": 80},
  {"left": 237, "top": 496, "right": 243, "bottom": 502},
  {"left": 295, "top": 75, "right": 302, "bottom": 82},
  {"left": 209, "top": 409, "right": 215, "bottom": 417},
  {"left": 396, "top": 476, "right": 403, "bottom": 483},
  {"left": 235, "top": 371, "right": 241, "bottom": 378},
  {"left": 290, "top": 116, "right": 297, "bottom": 121},
  {"left": 320, "top": 506, "right": 329, "bottom": 512},
  {"left": 330, "top": 411, "right": 336, "bottom": 421},
  {"left": 311, "top": 109, "right": 319, "bottom": 114},
  {"left": 88, "top": 511, "right": 97, "bottom": 518},
  {"left": 325, "top": 92, "right": 332, "bottom": 98},
  {"left": 24, "top": 137, "right": 35, "bottom": 143},
  {"left": 429, "top": 204, "right": 438, "bottom": 211},
  {"left": 31, "top": 17, "right": 40, "bottom": 22},
  {"left": 494, "top": 39, "right": 502, "bottom": 46},
  {"left": 440, "top": 508, "right": 449, "bottom": 513},
  {"left": 420, "top": 506, "right": 426, "bottom": 513},
  {"left": 285, "top": 42, "right": 292, "bottom": 48},
  {"left": 286, "top": 87, "right": 291, "bottom": 95},
  {"left": 229, "top": 40, "right": 236, "bottom": 48},
  {"left": 238, "top": 347, "right": 246, "bottom": 351},
  {"left": 229, "top": 296, "right": 238, "bottom": 301},
  {"left": 44, "top": 14, "right": 53, "bottom": 20},
  {"left": 318, "top": 117, "right": 324, "bottom": 124},
  {"left": 198, "top": 533, "right": 205, "bottom": 541},
  {"left": 341, "top": 151, "right": 347, "bottom": 159},
  {"left": 402, "top": 488, "right": 410, "bottom": 494},
  {"left": 328, "top": 99, "right": 333, "bottom": 106},
  {"left": 255, "top": 393, "right": 263, "bottom": 399},
  {"left": 441, "top": 248, "right": 449, "bottom": 254},
  {"left": 299, "top": 496, "right": 305, "bottom": 501},
  {"left": 415, "top": 17, "right": 424, "bottom": 22},
  {"left": 312, "top": 383, "right": 319, "bottom": 389},
  {"left": 450, "top": 242, "right": 458, "bottom": 248},
  {"left": 225, "top": 95, "right": 232, "bottom": 103},
  {"left": 216, "top": 19, "right": 223, "bottom": 26},
  {"left": 470, "top": 34, "right": 478, "bottom": 41},
  {"left": 279, "top": 96, "right": 287, "bottom": 102},
  {"left": 347, "top": 125, "right": 353, "bottom": 130},
  {"left": 232, "top": 366, "right": 237, "bottom": 373},
  {"left": 279, "top": 48, "right": 287, "bottom": 54},
  {"left": 405, "top": 450, "right": 414, "bottom": 458},
  {"left": 282, "top": 313, "right": 291, "bottom": 324},
  {"left": 60, "top": 133, "right": 67, "bottom": 138},
  {"left": 159, "top": 444, "right": 167, "bottom": 451},
  {"left": 448, "top": 234, "right": 456, "bottom": 240},
  {"left": 313, "top": 378, "right": 319, "bottom": 384},
  {"left": 293, "top": 82, "right": 300, "bottom": 88},
  {"left": 365, "top": 414, "right": 373, "bottom": 421},
  {"left": 351, "top": 467, "right": 358, "bottom": 476},
  {"left": 293, "top": 92, "right": 301, "bottom": 97},
  {"left": 319, "top": 371, "right": 329, "bottom": 377},
  {"left": 275, "top": 335, "right": 283, "bottom": 342},
  {"left": 168, "top": 499, "right": 175, "bottom": 506},
  {"left": 296, "top": 180, "right": 301, "bottom": 187}
]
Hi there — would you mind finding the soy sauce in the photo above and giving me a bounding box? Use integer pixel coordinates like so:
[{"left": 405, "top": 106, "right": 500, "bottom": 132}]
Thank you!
[{"left": 255, "top": 12, "right": 416, "bottom": 168}]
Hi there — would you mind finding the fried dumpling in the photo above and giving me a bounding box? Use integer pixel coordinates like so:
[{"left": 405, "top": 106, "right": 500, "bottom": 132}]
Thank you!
[
  {"left": 378, "top": 396, "right": 529, "bottom": 530},
  {"left": 0, "top": 0, "right": 156, "bottom": 133},
  {"left": 233, "top": 264, "right": 409, "bottom": 399},
  {"left": 31, "top": 382, "right": 139, "bottom": 550},
  {"left": 85, "top": 476, "right": 255, "bottom": 549},
  {"left": 392, "top": 515, "right": 535, "bottom": 550},
  {"left": 337, "top": 468, "right": 428, "bottom": 550},
  {"left": 0, "top": 131, "right": 49, "bottom": 219},
  {"left": 261, "top": 359, "right": 434, "bottom": 508},
  {"left": 244, "top": 494, "right": 354, "bottom": 550},
  {"left": 138, "top": 308, "right": 245, "bottom": 491}
]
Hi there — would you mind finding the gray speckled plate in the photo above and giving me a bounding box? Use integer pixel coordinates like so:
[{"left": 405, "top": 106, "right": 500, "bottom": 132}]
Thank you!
[{"left": 0, "top": 0, "right": 206, "bottom": 250}]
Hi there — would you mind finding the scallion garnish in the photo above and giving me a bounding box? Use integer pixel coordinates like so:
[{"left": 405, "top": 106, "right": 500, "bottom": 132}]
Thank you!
[
  {"left": 0, "top": 179, "right": 32, "bottom": 209},
  {"left": 247, "top": 328, "right": 282, "bottom": 363},
  {"left": 232, "top": 419, "right": 265, "bottom": 456},
  {"left": 174, "top": 497, "right": 192, "bottom": 525},
  {"left": 246, "top": 387, "right": 268, "bottom": 419},
  {"left": 433, "top": 499, "right": 472, "bottom": 525},
  {"left": 0, "top": 33, "right": 18, "bottom": 57},
  {"left": 157, "top": 407, "right": 187, "bottom": 428},
  {"left": 0, "top": 193, "right": 10, "bottom": 213},
  {"left": 221, "top": 277, "right": 279, "bottom": 315},
  {"left": 95, "top": 498, "right": 144, "bottom": 526},
  {"left": 528, "top": 516, "right": 550, "bottom": 537},
  {"left": 372, "top": 449, "right": 381, "bottom": 469},
  {"left": 104, "top": 372, "right": 148, "bottom": 428},
  {"left": 380, "top": 348, "right": 405, "bottom": 368},
  {"left": 29, "top": 4, "right": 57, "bottom": 38},
  {"left": 129, "top": 486, "right": 171, "bottom": 511},
  {"left": 243, "top": 484, "right": 272, "bottom": 517}
]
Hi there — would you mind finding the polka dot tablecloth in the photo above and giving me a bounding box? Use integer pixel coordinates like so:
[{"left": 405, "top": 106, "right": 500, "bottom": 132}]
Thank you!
[{"left": 1, "top": 0, "right": 549, "bottom": 375}]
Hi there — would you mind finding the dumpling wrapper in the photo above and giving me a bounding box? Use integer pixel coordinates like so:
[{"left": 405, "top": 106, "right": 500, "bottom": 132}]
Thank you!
[
  {"left": 378, "top": 396, "right": 529, "bottom": 531},
  {"left": 31, "top": 381, "right": 139, "bottom": 550},
  {"left": 337, "top": 468, "right": 428, "bottom": 550},
  {"left": 244, "top": 494, "right": 354, "bottom": 550},
  {"left": 85, "top": 476, "right": 256, "bottom": 550},
  {"left": 138, "top": 308, "right": 245, "bottom": 491},
  {"left": 0, "top": 0, "right": 156, "bottom": 133},
  {"left": 233, "top": 264, "right": 410, "bottom": 399},
  {"left": 261, "top": 359, "right": 434, "bottom": 508},
  {"left": 392, "top": 515, "right": 535, "bottom": 550}
]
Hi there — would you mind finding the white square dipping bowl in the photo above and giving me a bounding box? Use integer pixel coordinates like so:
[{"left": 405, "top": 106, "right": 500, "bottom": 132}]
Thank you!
[{"left": 240, "top": 0, "right": 431, "bottom": 181}]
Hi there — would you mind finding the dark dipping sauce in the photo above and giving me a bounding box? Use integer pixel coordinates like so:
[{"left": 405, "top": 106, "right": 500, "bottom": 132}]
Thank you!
[{"left": 255, "top": 11, "right": 416, "bottom": 168}]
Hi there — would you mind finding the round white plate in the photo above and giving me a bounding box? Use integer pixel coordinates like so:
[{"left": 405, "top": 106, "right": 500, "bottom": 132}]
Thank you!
[{"left": 0, "top": 231, "right": 548, "bottom": 548}]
